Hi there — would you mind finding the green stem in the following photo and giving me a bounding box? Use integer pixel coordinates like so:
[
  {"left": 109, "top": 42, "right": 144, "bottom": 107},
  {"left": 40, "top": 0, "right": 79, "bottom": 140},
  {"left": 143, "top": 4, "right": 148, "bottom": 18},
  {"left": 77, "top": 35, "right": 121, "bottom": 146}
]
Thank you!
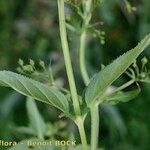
[
  {"left": 112, "top": 79, "right": 135, "bottom": 93},
  {"left": 57, "top": 0, "right": 80, "bottom": 115},
  {"left": 79, "top": 0, "right": 92, "bottom": 86},
  {"left": 91, "top": 104, "right": 99, "bottom": 150},
  {"left": 76, "top": 117, "right": 89, "bottom": 150},
  {"left": 96, "top": 80, "right": 136, "bottom": 105},
  {"left": 79, "top": 1, "right": 100, "bottom": 150},
  {"left": 80, "top": 31, "right": 90, "bottom": 85},
  {"left": 58, "top": 1, "right": 88, "bottom": 149}
]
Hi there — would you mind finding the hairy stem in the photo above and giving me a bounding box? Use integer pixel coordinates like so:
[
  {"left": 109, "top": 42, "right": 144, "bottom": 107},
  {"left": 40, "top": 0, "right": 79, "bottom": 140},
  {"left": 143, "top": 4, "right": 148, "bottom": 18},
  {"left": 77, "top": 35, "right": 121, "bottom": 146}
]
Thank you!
[
  {"left": 91, "top": 104, "right": 99, "bottom": 150},
  {"left": 76, "top": 117, "right": 89, "bottom": 150},
  {"left": 58, "top": 1, "right": 88, "bottom": 149},
  {"left": 79, "top": 1, "right": 100, "bottom": 150},
  {"left": 57, "top": 0, "right": 80, "bottom": 115}
]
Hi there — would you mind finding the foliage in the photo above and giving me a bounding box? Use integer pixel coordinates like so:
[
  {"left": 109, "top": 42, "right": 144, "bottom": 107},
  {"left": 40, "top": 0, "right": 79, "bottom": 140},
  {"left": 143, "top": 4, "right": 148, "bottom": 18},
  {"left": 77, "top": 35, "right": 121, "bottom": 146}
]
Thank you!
[
  {"left": 0, "top": 71, "right": 69, "bottom": 113},
  {"left": 0, "top": 0, "right": 150, "bottom": 150},
  {"left": 85, "top": 34, "right": 150, "bottom": 106}
]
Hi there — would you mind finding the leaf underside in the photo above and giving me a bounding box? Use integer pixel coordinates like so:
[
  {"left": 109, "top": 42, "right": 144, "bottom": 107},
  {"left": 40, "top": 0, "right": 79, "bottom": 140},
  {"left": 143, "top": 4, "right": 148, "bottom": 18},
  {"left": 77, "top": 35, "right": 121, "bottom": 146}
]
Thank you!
[
  {"left": 0, "top": 71, "right": 69, "bottom": 113},
  {"left": 85, "top": 33, "right": 150, "bottom": 106}
]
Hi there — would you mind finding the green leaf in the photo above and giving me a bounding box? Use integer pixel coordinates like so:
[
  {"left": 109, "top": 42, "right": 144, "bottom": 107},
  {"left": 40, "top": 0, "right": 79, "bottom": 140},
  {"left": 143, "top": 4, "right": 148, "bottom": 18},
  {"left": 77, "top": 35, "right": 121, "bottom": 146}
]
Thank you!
[
  {"left": 26, "top": 97, "right": 46, "bottom": 139},
  {"left": 85, "top": 33, "right": 150, "bottom": 106},
  {"left": 103, "top": 90, "right": 140, "bottom": 105},
  {"left": 0, "top": 71, "right": 69, "bottom": 113}
]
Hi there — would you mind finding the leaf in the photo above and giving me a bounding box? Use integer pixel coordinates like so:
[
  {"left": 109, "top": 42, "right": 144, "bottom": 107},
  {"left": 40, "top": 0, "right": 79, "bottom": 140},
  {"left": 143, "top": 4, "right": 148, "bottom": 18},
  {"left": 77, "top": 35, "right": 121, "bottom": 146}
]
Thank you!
[
  {"left": 26, "top": 97, "right": 46, "bottom": 139},
  {"left": 103, "top": 90, "right": 140, "bottom": 105},
  {"left": 85, "top": 33, "right": 150, "bottom": 106},
  {"left": 0, "top": 71, "right": 69, "bottom": 113}
]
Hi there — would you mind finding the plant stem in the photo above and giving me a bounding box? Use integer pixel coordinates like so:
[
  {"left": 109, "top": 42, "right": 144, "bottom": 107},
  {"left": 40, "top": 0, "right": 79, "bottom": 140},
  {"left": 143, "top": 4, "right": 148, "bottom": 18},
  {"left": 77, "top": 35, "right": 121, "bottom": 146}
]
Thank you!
[
  {"left": 79, "top": 0, "right": 92, "bottom": 86},
  {"left": 80, "top": 31, "right": 90, "bottom": 85},
  {"left": 57, "top": 1, "right": 88, "bottom": 149},
  {"left": 57, "top": 0, "right": 80, "bottom": 115},
  {"left": 91, "top": 104, "right": 99, "bottom": 150},
  {"left": 76, "top": 117, "right": 89, "bottom": 150},
  {"left": 79, "top": 1, "right": 100, "bottom": 150},
  {"left": 112, "top": 79, "right": 135, "bottom": 93}
]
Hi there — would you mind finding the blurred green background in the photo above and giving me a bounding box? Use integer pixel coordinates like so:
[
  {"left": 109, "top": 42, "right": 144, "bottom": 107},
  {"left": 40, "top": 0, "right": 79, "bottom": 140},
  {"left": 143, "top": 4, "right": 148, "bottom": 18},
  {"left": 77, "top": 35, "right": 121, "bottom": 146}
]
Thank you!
[{"left": 0, "top": 0, "right": 150, "bottom": 150}]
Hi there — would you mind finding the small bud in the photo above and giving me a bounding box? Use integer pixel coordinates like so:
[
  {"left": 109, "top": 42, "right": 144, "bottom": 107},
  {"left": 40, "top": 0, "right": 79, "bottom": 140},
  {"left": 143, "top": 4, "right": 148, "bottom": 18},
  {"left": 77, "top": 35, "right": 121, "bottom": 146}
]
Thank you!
[
  {"left": 16, "top": 67, "right": 23, "bottom": 73},
  {"left": 23, "top": 65, "right": 33, "bottom": 72},
  {"left": 18, "top": 59, "right": 24, "bottom": 66},
  {"left": 29, "top": 59, "right": 35, "bottom": 67},
  {"left": 39, "top": 60, "right": 45, "bottom": 69},
  {"left": 141, "top": 57, "right": 148, "bottom": 65},
  {"left": 140, "top": 72, "right": 146, "bottom": 78}
]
